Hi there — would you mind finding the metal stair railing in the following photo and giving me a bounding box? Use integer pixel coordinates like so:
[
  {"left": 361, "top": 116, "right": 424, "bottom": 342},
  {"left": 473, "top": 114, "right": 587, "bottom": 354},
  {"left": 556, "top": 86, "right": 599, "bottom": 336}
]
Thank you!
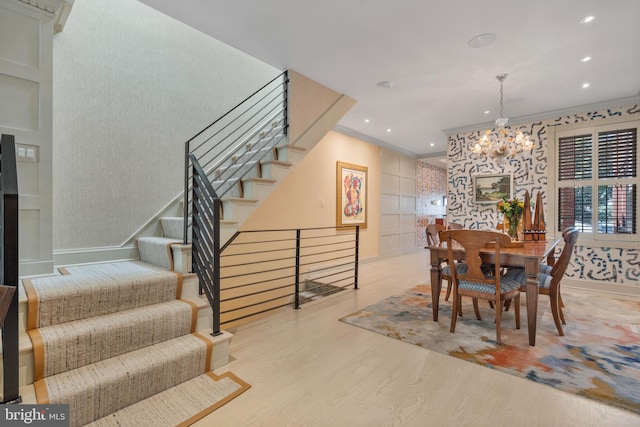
[
  {"left": 1, "top": 133, "right": 20, "bottom": 404},
  {"left": 183, "top": 71, "right": 289, "bottom": 243},
  {"left": 189, "top": 154, "right": 222, "bottom": 336}
]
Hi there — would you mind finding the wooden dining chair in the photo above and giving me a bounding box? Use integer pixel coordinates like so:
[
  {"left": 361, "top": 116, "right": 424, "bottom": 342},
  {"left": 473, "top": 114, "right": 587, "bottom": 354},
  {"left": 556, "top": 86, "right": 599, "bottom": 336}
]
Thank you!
[
  {"left": 426, "top": 223, "right": 463, "bottom": 303},
  {"left": 426, "top": 223, "right": 445, "bottom": 246},
  {"left": 503, "top": 227, "right": 579, "bottom": 336},
  {"left": 426, "top": 224, "right": 457, "bottom": 304},
  {"left": 537, "top": 226, "right": 574, "bottom": 273},
  {"left": 441, "top": 229, "right": 521, "bottom": 344},
  {"left": 447, "top": 222, "right": 463, "bottom": 230}
]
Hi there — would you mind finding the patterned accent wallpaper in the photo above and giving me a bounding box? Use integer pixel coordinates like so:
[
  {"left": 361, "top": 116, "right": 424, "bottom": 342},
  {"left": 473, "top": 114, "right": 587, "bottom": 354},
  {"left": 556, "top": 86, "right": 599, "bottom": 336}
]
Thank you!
[
  {"left": 446, "top": 104, "right": 640, "bottom": 287},
  {"left": 416, "top": 161, "right": 447, "bottom": 247}
]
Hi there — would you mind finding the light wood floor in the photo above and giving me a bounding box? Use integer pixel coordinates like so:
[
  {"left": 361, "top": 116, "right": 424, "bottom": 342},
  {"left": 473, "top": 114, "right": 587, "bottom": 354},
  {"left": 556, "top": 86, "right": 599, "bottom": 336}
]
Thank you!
[{"left": 195, "top": 250, "right": 640, "bottom": 427}]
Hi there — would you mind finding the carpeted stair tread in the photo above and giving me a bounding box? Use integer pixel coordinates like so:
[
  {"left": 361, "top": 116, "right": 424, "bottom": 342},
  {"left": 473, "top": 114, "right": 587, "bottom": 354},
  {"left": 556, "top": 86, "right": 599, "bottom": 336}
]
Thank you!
[
  {"left": 22, "top": 262, "right": 180, "bottom": 329},
  {"left": 160, "top": 217, "right": 189, "bottom": 240},
  {"left": 137, "top": 236, "right": 182, "bottom": 270},
  {"left": 36, "top": 333, "right": 210, "bottom": 427},
  {"left": 86, "top": 372, "right": 250, "bottom": 427},
  {"left": 30, "top": 300, "right": 197, "bottom": 380}
]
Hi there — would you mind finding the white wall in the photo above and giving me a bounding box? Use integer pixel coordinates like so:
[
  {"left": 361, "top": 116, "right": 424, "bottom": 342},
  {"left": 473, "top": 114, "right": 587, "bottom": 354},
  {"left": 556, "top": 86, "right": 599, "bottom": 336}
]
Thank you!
[
  {"left": 1, "top": 0, "right": 57, "bottom": 276},
  {"left": 52, "top": 0, "right": 279, "bottom": 252}
]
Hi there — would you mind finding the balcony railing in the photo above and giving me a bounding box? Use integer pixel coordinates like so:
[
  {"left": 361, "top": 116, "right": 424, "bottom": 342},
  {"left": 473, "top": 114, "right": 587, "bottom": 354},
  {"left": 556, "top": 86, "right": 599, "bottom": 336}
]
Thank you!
[{"left": 218, "top": 226, "right": 360, "bottom": 329}]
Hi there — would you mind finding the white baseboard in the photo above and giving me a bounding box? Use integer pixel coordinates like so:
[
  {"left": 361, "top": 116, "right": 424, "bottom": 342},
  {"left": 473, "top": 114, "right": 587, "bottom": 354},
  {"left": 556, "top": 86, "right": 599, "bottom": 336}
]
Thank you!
[
  {"left": 564, "top": 278, "right": 640, "bottom": 297},
  {"left": 18, "top": 260, "right": 54, "bottom": 278},
  {"left": 51, "top": 245, "right": 139, "bottom": 270}
]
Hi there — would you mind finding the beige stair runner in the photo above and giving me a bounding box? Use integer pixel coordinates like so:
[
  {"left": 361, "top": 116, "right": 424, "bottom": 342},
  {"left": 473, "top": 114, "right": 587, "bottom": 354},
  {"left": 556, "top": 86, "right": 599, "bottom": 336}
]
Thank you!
[{"left": 22, "top": 261, "right": 216, "bottom": 426}]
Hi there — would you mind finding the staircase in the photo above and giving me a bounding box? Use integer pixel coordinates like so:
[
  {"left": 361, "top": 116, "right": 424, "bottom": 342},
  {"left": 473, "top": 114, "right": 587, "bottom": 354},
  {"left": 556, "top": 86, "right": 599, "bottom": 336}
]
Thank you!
[
  {"left": 132, "top": 70, "right": 357, "bottom": 277},
  {"left": 136, "top": 141, "right": 307, "bottom": 273},
  {"left": 16, "top": 261, "right": 233, "bottom": 426},
  {"left": 134, "top": 71, "right": 305, "bottom": 272}
]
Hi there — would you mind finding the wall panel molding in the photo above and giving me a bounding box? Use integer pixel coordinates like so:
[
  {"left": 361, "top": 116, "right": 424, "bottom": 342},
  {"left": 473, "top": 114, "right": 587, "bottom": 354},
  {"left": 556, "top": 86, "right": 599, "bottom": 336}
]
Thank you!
[
  {"left": 1, "top": 0, "right": 54, "bottom": 276},
  {"left": 379, "top": 149, "right": 417, "bottom": 256}
]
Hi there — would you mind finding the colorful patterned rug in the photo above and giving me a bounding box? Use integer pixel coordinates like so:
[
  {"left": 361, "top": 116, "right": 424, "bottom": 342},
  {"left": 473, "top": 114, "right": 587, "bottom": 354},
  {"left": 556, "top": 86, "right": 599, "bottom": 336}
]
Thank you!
[{"left": 339, "top": 285, "right": 640, "bottom": 414}]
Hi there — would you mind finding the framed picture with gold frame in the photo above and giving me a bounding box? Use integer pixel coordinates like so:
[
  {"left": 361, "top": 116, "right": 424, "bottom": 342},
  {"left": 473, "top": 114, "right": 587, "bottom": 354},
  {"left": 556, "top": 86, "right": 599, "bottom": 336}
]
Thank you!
[
  {"left": 473, "top": 173, "right": 513, "bottom": 204},
  {"left": 336, "top": 161, "right": 367, "bottom": 228}
]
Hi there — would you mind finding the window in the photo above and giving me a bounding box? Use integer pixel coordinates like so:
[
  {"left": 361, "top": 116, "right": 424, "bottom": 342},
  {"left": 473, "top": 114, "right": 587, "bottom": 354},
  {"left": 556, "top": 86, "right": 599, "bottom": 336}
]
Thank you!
[{"left": 556, "top": 122, "right": 638, "bottom": 239}]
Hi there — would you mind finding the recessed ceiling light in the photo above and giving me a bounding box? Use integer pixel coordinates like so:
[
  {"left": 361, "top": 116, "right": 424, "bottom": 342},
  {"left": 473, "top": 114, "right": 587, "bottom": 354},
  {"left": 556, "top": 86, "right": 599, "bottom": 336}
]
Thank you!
[
  {"left": 364, "top": 118, "right": 370, "bottom": 123},
  {"left": 377, "top": 81, "right": 395, "bottom": 89},
  {"left": 484, "top": 110, "right": 490, "bottom": 114},
  {"left": 581, "top": 56, "right": 592, "bottom": 62},
  {"left": 582, "top": 82, "right": 590, "bottom": 89},
  {"left": 430, "top": 143, "right": 435, "bottom": 147},
  {"left": 468, "top": 33, "right": 497, "bottom": 48},
  {"left": 386, "top": 128, "right": 392, "bottom": 133},
  {"left": 580, "top": 15, "right": 595, "bottom": 24}
]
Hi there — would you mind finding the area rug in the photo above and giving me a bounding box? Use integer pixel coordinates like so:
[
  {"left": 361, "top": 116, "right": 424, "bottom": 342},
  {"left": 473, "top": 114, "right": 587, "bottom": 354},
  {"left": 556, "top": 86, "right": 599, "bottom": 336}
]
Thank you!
[{"left": 339, "top": 284, "right": 640, "bottom": 414}]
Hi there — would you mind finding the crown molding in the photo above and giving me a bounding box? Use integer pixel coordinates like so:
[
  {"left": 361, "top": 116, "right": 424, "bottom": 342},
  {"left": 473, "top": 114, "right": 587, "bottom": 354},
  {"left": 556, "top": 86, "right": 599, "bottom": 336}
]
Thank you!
[
  {"left": 18, "top": 0, "right": 74, "bottom": 33},
  {"left": 18, "top": 0, "right": 66, "bottom": 13},
  {"left": 444, "top": 95, "right": 640, "bottom": 136},
  {"left": 333, "top": 124, "right": 418, "bottom": 158}
]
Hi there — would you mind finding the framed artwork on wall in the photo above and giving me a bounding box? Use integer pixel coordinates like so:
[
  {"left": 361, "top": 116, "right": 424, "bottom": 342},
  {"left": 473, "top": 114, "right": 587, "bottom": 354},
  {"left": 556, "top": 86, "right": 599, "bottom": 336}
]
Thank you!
[
  {"left": 336, "top": 161, "right": 367, "bottom": 228},
  {"left": 473, "top": 173, "right": 513, "bottom": 204}
]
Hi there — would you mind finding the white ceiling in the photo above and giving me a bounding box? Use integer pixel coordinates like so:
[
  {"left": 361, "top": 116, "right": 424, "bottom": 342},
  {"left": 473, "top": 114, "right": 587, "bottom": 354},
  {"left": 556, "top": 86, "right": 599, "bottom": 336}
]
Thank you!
[{"left": 139, "top": 0, "right": 640, "bottom": 159}]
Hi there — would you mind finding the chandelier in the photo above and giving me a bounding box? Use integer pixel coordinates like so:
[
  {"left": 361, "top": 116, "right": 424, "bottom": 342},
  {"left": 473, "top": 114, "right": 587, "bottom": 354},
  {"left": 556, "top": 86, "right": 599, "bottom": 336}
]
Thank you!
[{"left": 471, "top": 74, "right": 535, "bottom": 162}]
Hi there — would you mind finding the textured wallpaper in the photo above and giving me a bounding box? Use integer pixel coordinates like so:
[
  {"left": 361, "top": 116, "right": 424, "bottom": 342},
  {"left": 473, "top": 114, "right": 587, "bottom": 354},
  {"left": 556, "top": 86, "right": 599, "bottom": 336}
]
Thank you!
[
  {"left": 447, "top": 104, "right": 640, "bottom": 287},
  {"left": 416, "top": 161, "right": 446, "bottom": 247},
  {"left": 52, "top": 0, "right": 279, "bottom": 249}
]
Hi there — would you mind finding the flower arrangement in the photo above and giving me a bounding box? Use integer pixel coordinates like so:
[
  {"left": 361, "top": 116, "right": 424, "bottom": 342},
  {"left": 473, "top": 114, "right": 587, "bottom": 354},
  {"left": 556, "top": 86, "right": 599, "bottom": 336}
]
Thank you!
[
  {"left": 496, "top": 197, "right": 524, "bottom": 218},
  {"left": 497, "top": 197, "right": 524, "bottom": 240}
]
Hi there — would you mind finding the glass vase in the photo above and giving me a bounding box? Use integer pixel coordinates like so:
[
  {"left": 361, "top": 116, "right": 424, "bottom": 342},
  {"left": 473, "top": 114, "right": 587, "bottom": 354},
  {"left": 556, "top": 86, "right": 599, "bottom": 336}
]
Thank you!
[{"left": 504, "top": 214, "right": 521, "bottom": 241}]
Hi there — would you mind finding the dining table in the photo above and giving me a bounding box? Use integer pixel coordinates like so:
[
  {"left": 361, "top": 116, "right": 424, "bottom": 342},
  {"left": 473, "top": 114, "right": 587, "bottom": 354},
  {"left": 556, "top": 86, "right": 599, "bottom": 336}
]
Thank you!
[{"left": 427, "top": 238, "right": 560, "bottom": 346}]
